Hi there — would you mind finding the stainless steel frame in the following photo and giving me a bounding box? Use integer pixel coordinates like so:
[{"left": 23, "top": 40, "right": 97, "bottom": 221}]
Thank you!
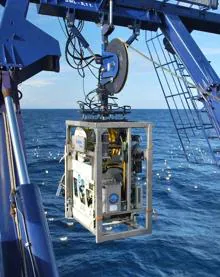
[{"left": 65, "top": 120, "right": 153, "bottom": 243}]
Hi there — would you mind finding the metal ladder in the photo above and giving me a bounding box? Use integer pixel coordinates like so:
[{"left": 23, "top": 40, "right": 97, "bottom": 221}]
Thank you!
[{"left": 145, "top": 31, "right": 220, "bottom": 166}]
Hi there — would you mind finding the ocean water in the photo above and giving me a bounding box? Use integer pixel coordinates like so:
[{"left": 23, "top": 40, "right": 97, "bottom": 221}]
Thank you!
[{"left": 23, "top": 109, "right": 220, "bottom": 277}]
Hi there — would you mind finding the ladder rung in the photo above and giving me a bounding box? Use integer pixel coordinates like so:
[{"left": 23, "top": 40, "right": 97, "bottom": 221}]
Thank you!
[
  {"left": 186, "top": 96, "right": 197, "bottom": 100},
  {"left": 186, "top": 95, "right": 202, "bottom": 101},
  {"left": 197, "top": 124, "right": 214, "bottom": 130},
  {"left": 177, "top": 124, "right": 213, "bottom": 131},
  {"left": 198, "top": 126, "right": 213, "bottom": 130},
  {"left": 145, "top": 33, "right": 163, "bottom": 43},
  {"left": 177, "top": 125, "right": 199, "bottom": 131},
  {"left": 188, "top": 86, "right": 196, "bottom": 89},
  {"left": 165, "top": 91, "right": 189, "bottom": 98},
  {"left": 155, "top": 61, "right": 176, "bottom": 69},
  {"left": 176, "top": 67, "right": 185, "bottom": 71},
  {"left": 161, "top": 61, "right": 176, "bottom": 67}
]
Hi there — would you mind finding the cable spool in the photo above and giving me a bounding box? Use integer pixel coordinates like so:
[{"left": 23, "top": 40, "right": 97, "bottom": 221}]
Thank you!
[{"left": 105, "top": 38, "right": 129, "bottom": 95}]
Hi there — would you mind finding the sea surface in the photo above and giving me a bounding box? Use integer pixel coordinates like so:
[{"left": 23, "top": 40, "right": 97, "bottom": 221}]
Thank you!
[{"left": 23, "top": 109, "right": 220, "bottom": 277}]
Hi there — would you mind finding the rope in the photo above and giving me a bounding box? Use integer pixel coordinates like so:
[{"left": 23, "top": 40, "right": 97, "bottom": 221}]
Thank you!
[{"left": 125, "top": 43, "right": 220, "bottom": 103}]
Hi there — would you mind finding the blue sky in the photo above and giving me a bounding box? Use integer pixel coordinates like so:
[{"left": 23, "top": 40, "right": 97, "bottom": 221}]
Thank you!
[{"left": 1, "top": 3, "right": 220, "bottom": 109}]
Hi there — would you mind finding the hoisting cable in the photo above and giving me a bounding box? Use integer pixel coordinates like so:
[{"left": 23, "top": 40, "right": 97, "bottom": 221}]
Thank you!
[{"left": 125, "top": 42, "right": 220, "bottom": 103}]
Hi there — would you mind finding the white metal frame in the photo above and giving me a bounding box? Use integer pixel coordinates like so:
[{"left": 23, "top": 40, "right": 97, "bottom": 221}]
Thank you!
[{"left": 65, "top": 120, "right": 153, "bottom": 243}]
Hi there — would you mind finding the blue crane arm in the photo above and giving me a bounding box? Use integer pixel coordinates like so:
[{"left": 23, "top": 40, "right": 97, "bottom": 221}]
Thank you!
[
  {"left": 0, "top": 0, "right": 61, "bottom": 82},
  {"left": 161, "top": 14, "right": 220, "bottom": 91},
  {"left": 1, "top": 0, "right": 220, "bottom": 34},
  {"left": 161, "top": 14, "right": 220, "bottom": 134},
  {"left": 33, "top": 0, "right": 220, "bottom": 34}
]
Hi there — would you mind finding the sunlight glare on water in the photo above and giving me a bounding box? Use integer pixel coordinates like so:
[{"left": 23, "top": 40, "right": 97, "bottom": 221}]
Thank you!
[{"left": 24, "top": 109, "right": 220, "bottom": 277}]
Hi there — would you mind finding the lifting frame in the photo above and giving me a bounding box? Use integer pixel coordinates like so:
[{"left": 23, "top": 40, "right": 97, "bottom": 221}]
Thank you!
[{"left": 65, "top": 121, "right": 153, "bottom": 243}]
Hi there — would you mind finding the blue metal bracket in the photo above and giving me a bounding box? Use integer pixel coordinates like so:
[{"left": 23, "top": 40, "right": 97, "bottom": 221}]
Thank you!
[
  {"left": 0, "top": 0, "right": 61, "bottom": 83},
  {"left": 101, "top": 51, "right": 118, "bottom": 84},
  {"left": 126, "top": 25, "right": 140, "bottom": 46}
]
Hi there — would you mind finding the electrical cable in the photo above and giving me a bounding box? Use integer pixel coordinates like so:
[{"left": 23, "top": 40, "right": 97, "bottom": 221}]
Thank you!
[
  {"left": 18, "top": 89, "right": 23, "bottom": 100},
  {"left": 62, "top": 18, "right": 100, "bottom": 80},
  {"left": 59, "top": 17, "right": 130, "bottom": 118}
]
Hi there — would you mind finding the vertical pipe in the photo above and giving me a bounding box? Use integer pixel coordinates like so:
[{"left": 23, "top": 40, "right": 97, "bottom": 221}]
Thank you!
[
  {"left": 109, "top": 0, "right": 113, "bottom": 25},
  {"left": 126, "top": 128, "right": 132, "bottom": 212},
  {"left": 4, "top": 96, "right": 30, "bottom": 185},
  {"left": 65, "top": 124, "right": 73, "bottom": 218},
  {"left": 146, "top": 124, "right": 153, "bottom": 233},
  {"left": 0, "top": 108, "right": 23, "bottom": 277},
  {"left": 95, "top": 128, "right": 103, "bottom": 243}
]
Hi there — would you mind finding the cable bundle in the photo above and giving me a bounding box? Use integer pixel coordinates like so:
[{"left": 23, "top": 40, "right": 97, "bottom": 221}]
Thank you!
[
  {"left": 58, "top": 18, "right": 131, "bottom": 120},
  {"left": 77, "top": 88, "right": 131, "bottom": 120},
  {"left": 62, "top": 18, "right": 100, "bottom": 79}
]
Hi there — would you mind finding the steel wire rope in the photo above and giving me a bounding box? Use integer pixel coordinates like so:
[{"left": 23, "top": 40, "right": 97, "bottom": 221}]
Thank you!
[{"left": 125, "top": 40, "right": 220, "bottom": 103}]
